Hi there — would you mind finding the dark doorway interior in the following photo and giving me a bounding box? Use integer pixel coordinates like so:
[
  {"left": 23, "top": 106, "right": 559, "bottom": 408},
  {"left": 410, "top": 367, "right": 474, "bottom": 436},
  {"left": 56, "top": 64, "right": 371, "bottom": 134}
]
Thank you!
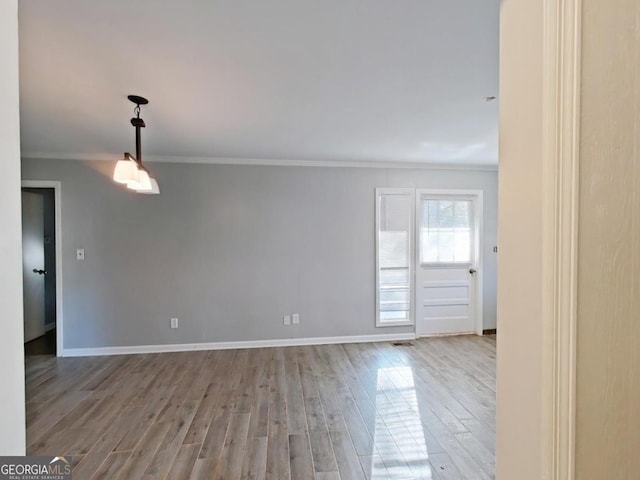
[
  {"left": 22, "top": 187, "right": 56, "bottom": 356},
  {"left": 24, "top": 329, "right": 56, "bottom": 356}
]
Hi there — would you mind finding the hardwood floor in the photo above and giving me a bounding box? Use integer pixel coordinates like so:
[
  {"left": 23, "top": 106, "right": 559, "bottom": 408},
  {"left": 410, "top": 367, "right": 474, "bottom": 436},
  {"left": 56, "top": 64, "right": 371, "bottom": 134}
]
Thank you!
[{"left": 25, "top": 335, "right": 496, "bottom": 480}]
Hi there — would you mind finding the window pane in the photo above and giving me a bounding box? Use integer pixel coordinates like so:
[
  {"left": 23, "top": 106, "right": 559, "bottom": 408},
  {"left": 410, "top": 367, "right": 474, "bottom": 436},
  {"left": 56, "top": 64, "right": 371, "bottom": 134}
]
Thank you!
[
  {"left": 423, "top": 230, "right": 439, "bottom": 263},
  {"left": 379, "top": 231, "right": 408, "bottom": 268},
  {"left": 380, "top": 311, "right": 409, "bottom": 322},
  {"left": 420, "top": 199, "right": 472, "bottom": 264},
  {"left": 428, "top": 200, "right": 439, "bottom": 226},
  {"left": 377, "top": 191, "right": 412, "bottom": 325},
  {"left": 379, "top": 268, "right": 409, "bottom": 286},
  {"left": 454, "top": 201, "right": 469, "bottom": 227},
  {"left": 454, "top": 229, "right": 470, "bottom": 261},
  {"left": 438, "top": 201, "right": 455, "bottom": 227},
  {"left": 438, "top": 230, "right": 455, "bottom": 262}
]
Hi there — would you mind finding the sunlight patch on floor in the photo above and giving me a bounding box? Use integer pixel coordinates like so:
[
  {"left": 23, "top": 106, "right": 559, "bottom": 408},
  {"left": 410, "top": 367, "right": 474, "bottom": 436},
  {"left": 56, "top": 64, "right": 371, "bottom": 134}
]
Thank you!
[{"left": 372, "top": 365, "right": 432, "bottom": 479}]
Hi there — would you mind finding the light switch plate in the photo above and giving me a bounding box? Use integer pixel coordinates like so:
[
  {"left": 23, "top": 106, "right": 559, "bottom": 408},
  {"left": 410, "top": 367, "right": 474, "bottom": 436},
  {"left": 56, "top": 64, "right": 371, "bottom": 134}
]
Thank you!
[
  {"left": 292, "top": 313, "right": 300, "bottom": 325},
  {"left": 170, "top": 317, "right": 179, "bottom": 329},
  {"left": 76, "top": 248, "right": 85, "bottom": 260},
  {"left": 283, "top": 315, "right": 291, "bottom": 326}
]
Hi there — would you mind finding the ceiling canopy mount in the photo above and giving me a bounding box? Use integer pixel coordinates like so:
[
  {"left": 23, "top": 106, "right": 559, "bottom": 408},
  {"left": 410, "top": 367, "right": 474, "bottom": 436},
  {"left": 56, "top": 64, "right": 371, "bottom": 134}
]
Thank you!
[{"left": 127, "top": 95, "right": 149, "bottom": 105}]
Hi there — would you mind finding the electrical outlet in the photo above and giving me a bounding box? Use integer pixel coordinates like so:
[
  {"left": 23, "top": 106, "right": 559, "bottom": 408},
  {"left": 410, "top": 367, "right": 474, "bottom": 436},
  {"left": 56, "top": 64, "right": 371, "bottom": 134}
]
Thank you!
[
  {"left": 292, "top": 313, "right": 300, "bottom": 325},
  {"left": 170, "top": 317, "right": 179, "bottom": 329},
  {"left": 76, "top": 248, "right": 85, "bottom": 260},
  {"left": 283, "top": 315, "right": 291, "bottom": 326}
]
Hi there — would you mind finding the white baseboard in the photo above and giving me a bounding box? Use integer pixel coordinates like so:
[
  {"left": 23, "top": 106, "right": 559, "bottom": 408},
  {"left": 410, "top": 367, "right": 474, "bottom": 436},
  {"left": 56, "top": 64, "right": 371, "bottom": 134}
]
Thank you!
[
  {"left": 60, "top": 332, "right": 417, "bottom": 358},
  {"left": 416, "top": 331, "right": 476, "bottom": 338}
]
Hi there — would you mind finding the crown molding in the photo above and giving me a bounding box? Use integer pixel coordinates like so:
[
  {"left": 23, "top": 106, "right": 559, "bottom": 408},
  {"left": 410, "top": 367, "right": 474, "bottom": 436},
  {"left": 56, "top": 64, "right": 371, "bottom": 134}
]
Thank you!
[{"left": 21, "top": 151, "right": 498, "bottom": 171}]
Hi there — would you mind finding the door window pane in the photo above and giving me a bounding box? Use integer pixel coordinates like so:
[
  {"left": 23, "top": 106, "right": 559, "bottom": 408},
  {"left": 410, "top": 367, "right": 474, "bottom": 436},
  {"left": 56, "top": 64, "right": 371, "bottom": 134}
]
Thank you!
[{"left": 420, "top": 199, "right": 472, "bottom": 263}]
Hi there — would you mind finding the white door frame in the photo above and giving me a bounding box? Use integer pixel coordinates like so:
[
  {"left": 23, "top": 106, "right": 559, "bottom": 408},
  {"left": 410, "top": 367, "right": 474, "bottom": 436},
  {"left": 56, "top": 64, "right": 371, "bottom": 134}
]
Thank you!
[
  {"left": 497, "top": 0, "right": 581, "bottom": 478},
  {"left": 21, "top": 180, "right": 63, "bottom": 357},
  {"left": 540, "top": 0, "right": 580, "bottom": 476},
  {"left": 414, "top": 189, "right": 484, "bottom": 336}
]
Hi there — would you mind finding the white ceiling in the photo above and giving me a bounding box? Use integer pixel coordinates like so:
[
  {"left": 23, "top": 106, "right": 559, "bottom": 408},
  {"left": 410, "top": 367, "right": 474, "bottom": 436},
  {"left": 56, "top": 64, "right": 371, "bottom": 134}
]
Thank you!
[{"left": 18, "top": 0, "right": 499, "bottom": 166}]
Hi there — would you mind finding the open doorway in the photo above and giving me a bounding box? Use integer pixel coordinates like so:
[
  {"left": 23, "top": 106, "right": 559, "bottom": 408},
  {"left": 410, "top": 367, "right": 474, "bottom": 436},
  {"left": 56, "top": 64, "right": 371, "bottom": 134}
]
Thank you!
[{"left": 21, "top": 182, "right": 62, "bottom": 357}]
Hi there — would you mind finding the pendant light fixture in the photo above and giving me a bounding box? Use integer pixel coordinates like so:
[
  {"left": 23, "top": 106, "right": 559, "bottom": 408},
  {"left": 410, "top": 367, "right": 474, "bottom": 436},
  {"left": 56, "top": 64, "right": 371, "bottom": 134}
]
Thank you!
[{"left": 112, "top": 95, "right": 160, "bottom": 194}]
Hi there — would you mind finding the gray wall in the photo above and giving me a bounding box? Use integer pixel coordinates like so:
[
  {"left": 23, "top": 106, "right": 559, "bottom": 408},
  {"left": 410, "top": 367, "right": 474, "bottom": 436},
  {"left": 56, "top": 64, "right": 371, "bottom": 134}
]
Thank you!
[{"left": 21, "top": 158, "right": 498, "bottom": 350}]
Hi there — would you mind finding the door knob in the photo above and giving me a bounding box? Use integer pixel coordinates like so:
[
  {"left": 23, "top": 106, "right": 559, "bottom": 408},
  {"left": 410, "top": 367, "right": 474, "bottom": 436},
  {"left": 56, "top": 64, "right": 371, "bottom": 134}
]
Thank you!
[
  {"left": 469, "top": 268, "right": 477, "bottom": 275},
  {"left": 32, "top": 269, "right": 46, "bottom": 275}
]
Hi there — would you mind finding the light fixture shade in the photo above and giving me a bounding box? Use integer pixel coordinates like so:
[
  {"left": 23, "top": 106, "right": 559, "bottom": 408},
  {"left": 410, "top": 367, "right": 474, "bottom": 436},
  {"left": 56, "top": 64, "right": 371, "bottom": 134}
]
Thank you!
[
  {"left": 127, "top": 169, "right": 152, "bottom": 191},
  {"left": 136, "top": 177, "right": 160, "bottom": 195},
  {"left": 113, "top": 158, "right": 140, "bottom": 184}
]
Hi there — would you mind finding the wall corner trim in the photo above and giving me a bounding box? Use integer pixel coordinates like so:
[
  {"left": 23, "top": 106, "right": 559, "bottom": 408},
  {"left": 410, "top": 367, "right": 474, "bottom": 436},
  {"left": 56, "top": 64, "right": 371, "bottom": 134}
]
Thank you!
[
  {"left": 60, "top": 333, "right": 417, "bottom": 357},
  {"left": 541, "top": 0, "right": 581, "bottom": 477}
]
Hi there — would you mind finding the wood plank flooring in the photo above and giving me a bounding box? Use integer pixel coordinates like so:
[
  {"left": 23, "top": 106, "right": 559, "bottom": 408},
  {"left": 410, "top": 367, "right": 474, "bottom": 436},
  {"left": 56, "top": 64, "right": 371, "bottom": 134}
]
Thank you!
[{"left": 25, "top": 335, "right": 496, "bottom": 480}]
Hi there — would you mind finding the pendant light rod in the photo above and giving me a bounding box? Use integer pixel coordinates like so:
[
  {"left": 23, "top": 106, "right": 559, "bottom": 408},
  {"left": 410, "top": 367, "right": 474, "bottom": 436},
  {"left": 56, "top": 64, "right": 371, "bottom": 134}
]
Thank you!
[
  {"left": 128, "top": 95, "right": 148, "bottom": 165},
  {"left": 135, "top": 119, "right": 142, "bottom": 164}
]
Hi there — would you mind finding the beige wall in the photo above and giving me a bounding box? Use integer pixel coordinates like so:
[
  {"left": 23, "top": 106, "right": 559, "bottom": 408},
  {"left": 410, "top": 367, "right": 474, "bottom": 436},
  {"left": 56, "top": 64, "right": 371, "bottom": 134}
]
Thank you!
[
  {"left": 576, "top": 0, "right": 640, "bottom": 477},
  {"left": 0, "top": 0, "right": 26, "bottom": 454},
  {"left": 496, "top": 0, "right": 544, "bottom": 478}
]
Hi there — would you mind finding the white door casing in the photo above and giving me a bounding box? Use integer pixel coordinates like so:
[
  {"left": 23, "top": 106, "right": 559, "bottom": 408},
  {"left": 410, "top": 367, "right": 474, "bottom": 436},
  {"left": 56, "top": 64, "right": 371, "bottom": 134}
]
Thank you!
[
  {"left": 415, "top": 190, "right": 483, "bottom": 336},
  {"left": 21, "top": 191, "right": 46, "bottom": 343}
]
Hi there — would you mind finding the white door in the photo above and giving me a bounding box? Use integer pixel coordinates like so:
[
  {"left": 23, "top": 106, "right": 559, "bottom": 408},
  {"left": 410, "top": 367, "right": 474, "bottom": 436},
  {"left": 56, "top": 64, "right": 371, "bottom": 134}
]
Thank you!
[
  {"left": 22, "top": 191, "right": 46, "bottom": 343},
  {"left": 415, "top": 191, "right": 481, "bottom": 336}
]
